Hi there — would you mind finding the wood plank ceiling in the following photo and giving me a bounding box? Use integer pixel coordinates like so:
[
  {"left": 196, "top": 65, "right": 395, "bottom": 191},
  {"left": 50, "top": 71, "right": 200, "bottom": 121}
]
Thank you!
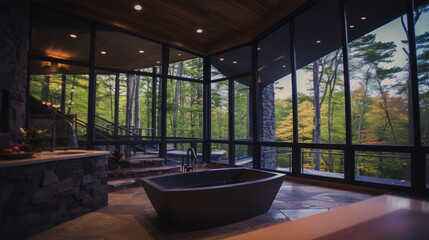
[{"left": 34, "top": 0, "right": 310, "bottom": 56}]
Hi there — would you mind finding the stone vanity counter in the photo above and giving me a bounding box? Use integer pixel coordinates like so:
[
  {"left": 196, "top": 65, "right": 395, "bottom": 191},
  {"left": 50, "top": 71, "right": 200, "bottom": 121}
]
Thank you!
[{"left": 0, "top": 150, "right": 109, "bottom": 240}]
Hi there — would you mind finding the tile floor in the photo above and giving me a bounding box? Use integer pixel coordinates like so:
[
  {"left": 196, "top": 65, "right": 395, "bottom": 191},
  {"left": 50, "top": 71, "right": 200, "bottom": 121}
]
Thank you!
[{"left": 30, "top": 181, "right": 373, "bottom": 240}]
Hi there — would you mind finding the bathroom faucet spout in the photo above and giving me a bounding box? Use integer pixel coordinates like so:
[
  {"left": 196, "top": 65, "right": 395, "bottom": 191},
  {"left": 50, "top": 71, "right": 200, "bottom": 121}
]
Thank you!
[{"left": 51, "top": 118, "right": 78, "bottom": 151}]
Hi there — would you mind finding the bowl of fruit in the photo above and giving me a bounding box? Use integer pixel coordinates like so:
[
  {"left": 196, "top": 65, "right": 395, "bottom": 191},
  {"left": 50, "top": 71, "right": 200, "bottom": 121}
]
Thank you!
[{"left": 0, "top": 145, "right": 35, "bottom": 160}]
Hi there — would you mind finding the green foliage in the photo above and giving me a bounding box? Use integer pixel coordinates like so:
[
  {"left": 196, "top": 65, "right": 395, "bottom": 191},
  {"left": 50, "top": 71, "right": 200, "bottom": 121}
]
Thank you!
[{"left": 19, "top": 127, "right": 48, "bottom": 151}]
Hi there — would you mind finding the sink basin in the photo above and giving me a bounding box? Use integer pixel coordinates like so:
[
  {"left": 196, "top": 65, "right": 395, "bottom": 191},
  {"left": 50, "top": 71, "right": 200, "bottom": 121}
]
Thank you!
[{"left": 41, "top": 151, "right": 87, "bottom": 155}]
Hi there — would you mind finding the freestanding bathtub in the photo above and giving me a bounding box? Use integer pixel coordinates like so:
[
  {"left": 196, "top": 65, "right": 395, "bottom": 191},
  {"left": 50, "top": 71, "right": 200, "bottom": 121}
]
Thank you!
[{"left": 141, "top": 167, "right": 285, "bottom": 230}]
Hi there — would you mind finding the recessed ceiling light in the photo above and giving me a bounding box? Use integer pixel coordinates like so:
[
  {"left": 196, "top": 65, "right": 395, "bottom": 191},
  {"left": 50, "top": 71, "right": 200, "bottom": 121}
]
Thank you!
[
  {"left": 69, "top": 34, "right": 77, "bottom": 38},
  {"left": 100, "top": 51, "right": 107, "bottom": 55},
  {"left": 139, "top": 50, "right": 144, "bottom": 54},
  {"left": 156, "top": 60, "right": 161, "bottom": 64},
  {"left": 134, "top": 4, "right": 142, "bottom": 11},
  {"left": 232, "top": 61, "right": 237, "bottom": 64},
  {"left": 282, "top": 65, "right": 286, "bottom": 68},
  {"left": 178, "top": 53, "right": 182, "bottom": 56},
  {"left": 196, "top": 28, "right": 203, "bottom": 33},
  {"left": 349, "top": 25, "right": 355, "bottom": 28},
  {"left": 315, "top": 40, "right": 321, "bottom": 44},
  {"left": 361, "top": 16, "right": 366, "bottom": 20},
  {"left": 219, "top": 58, "right": 224, "bottom": 61}
]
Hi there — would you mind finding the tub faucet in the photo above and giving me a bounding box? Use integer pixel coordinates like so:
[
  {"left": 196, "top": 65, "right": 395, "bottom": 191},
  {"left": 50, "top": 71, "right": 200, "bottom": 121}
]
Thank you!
[
  {"left": 51, "top": 118, "right": 78, "bottom": 151},
  {"left": 183, "top": 147, "right": 197, "bottom": 172}
]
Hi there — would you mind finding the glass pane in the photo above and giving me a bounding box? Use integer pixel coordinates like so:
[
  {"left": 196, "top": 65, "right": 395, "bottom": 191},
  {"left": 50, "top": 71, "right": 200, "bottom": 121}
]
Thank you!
[
  {"left": 415, "top": 1, "right": 429, "bottom": 145},
  {"left": 166, "top": 142, "right": 203, "bottom": 164},
  {"left": 29, "top": 60, "right": 88, "bottom": 138},
  {"left": 137, "top": 75, "right": 158, "bottom": 138},
  {"left": 95, "top": 25, "right": 162, "bottom": 71},
  {"left": 169, "top": 48, "right": 203, "bottom": 79},
  {"left": 95, "top": 72, "right": 159, "bottom": 140},
  {"left": 235, "top": 144, "right": 253, "bottom": 167},
  {"left": 301, "top": 148, "right": 345, "bottom": 179},
  {"left": 95, "top": 72, "right": 117, "bottom": 139},
  {"left": 261, "top": 146, "right": 292, "bottom": 172},
  {"left": 211, "top": 66, "right": 226, "bottom": 80},
  {"left": 166, "top": 80, "right": 203, "bottom": 138},
  {"left": 31, "top": 5, "right": 90, "bottom": 63},
  {"left": 211, "top": 45, "right": 251, "bottom": 79},
  {"left": 355, "top": 151, "right": 411, "bottom": 187},
  {"left": 211, "top": 81, "right": 229, "bottom": 139},
  {"left": 210, "top": 143, "right": 229, "bottom": 164},
  {"left": 258, "top": 24, "right": 292, "bottom": 142},
  {"left": 347, "top": 0, "right": 410, "bottom": 145},
  {"left": 295, "top": 0, "right": 345, "bottom": 144},
  {"left": 234, "top": 80, "right": 251, "bottom": 139}
]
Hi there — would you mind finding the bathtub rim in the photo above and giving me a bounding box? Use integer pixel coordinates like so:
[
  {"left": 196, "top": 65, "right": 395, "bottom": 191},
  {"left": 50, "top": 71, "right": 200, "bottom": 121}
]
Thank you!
[{"left": 142, "top": 167, "right": 286, "bottom": 192}]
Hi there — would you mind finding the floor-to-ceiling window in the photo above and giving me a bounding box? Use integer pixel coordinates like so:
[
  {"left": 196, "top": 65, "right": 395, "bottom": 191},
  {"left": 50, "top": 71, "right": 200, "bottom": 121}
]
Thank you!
[
  {"left": 255, "top": 0, "right": 427, "bottom": 192},
  {"left": 29, "top": 0, "right": 428, "bottom": 193},
  {"left": 210, "top": 45, "right": 253, "bottom": 166}
]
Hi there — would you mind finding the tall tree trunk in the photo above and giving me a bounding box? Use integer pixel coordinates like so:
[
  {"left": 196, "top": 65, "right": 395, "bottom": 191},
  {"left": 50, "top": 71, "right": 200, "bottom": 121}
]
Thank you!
[
  {"left": 126, "top": 74, "right": 135, "bottom": 129},
  {"left": 356, "top": 75, "right": 370, "bottom": 175},
  {"left": 377, "top": 80, "right": 398, "bottom": 144},
  {"left": 312, "top": 60, "right": 321, "bottom": 170},
  {"left": 172, "top": 62, "right": 183, "bottom": 138},
  {"left": 326, "top": 51, "right": 340, "bottom": 171},
  {"left": 134, "top": 75, "right": 141, "bottom": 130}
]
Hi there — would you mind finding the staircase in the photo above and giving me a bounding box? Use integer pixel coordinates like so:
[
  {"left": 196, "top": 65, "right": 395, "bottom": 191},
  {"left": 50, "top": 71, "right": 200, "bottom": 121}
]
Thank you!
[{"left": 107, "top": 154, "right": 181, "bottom": 192}]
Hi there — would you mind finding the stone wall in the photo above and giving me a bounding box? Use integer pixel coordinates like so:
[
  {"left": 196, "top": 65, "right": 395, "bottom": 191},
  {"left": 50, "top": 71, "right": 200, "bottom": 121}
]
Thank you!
[
  {"left": 0, "top": 0, "right": 31, "bottom": 145},
  {"left": 0, "top": 156, "right": 108, "bottom": 239},
  {"left": 259, "top": 83, "right": 276, "bottom": 169}
]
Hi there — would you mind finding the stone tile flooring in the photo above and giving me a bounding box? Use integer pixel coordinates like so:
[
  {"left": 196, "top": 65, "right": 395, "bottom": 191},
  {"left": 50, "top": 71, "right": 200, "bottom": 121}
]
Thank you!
[{"left": 30, "top": 180, "right": 373, "bottom": 240}]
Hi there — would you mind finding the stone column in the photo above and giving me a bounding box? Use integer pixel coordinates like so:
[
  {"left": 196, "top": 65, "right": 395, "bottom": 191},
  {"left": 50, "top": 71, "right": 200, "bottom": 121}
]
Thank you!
[
  {"left": 0, "top": 0, "right": 31, "bottom": 145},
  {"left": 259, "top": 83, "right": 276, "bottom": 169}
]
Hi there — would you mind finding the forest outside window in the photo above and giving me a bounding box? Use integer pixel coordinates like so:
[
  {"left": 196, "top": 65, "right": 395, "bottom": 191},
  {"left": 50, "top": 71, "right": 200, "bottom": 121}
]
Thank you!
[
  {"left": 295, "top": 0, "right": 346, "bottom": 144},
  {"left": 347, "top": 0, "right": 411, "bottom": 145},
  {"left": 29, "top": 60, "right": 88, "bottom": 138},
  {"left": 166, "top": 79, "right": 203, "bottom": 139}
]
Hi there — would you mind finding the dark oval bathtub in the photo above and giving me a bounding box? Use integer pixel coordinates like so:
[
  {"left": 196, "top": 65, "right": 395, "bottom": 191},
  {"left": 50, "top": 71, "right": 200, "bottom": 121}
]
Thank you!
[{"left": 141, "top": 167, "right": 285, "bottom": 230}]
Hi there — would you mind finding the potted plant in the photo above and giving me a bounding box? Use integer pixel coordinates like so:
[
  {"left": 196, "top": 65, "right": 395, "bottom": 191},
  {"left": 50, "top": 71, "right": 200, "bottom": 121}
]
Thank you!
[{"left": 19, "top": 127, "right": 48, "bottom": 152}]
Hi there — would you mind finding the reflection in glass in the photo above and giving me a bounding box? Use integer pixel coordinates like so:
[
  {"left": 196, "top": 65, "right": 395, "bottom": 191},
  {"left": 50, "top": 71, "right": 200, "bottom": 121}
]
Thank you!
[
  {"left": 261, "top": 147, "right": 292, "bottom": 172},
  {"left": 31, "top": 5, "right": 90, "bottom": 63},
  {"left": 301, "top": 148, "right": 344, "bottom": 179},
  {"left": 29, "top": 60, "right": 88, "bottom": 138},
  {"left": 295, "top": 0, "right": 345, "bottom": 144},
  {"left": 235, "top": 144, "right": 253, "bottom": 167},
  {"left": 95, "top": 25, "right": 162, "bottom": 71},
  {"left": 211, "top": 143, "right": 229, "bottom": 164},
  {"left": 355, "top": 151, "right": 411, "bottom": 186},
  {"left": 169, "top": 48, "right": 203, "bottom": 79},
  {"left": 258, "top": 24, "right": 293, "bottom": 142},
  {"left": 211, "top": 46, "right": 251, "bottom": 79}
]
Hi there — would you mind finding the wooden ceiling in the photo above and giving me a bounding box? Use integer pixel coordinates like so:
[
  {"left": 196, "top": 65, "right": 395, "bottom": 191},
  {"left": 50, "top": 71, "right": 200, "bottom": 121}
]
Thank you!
[{"left": 34, "top": 0, "right": 310, "bottom": 56}]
